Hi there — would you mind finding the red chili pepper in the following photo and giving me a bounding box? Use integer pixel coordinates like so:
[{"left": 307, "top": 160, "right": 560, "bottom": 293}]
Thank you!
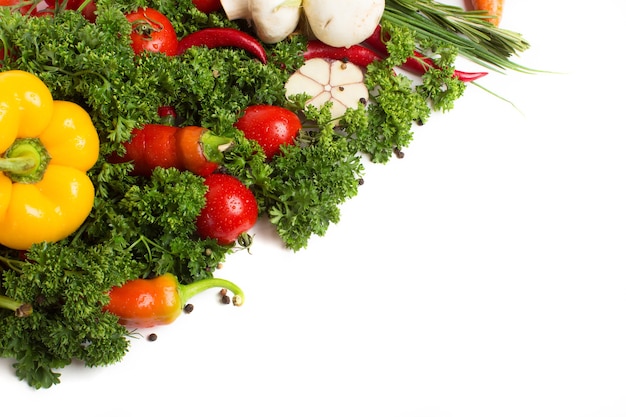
[
  {"left": 103, "top": 273, "right": 244, "bottom": 328},
  {"left": 363, "top": 25, "right": 488, "bottom": 83},
  {"left": 303, "top": 40, "right": 384, "bottom": 68},
  {"left": 176, "top": 27, "right": 268, "bottom": 64},
  {"left": 107, "top": 124, "right": 179, "bottom": 175},
  {"left": 108, "top": 123, "right": 232, "bottom": 177}
]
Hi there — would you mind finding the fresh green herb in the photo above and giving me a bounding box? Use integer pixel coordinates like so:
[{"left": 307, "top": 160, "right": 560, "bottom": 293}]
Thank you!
[
  {"left": 343, "top": 25, "right": 464, "bottom": 163},
  {"left": 260, "top": 103, "right": 363, "bottom": 251},
  {"left": 0, "top": 241, "right": 137, "bottom": 389}
]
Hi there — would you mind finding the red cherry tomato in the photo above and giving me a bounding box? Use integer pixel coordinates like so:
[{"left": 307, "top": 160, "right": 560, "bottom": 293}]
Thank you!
[
  {"left": 192, "top": 0, "right": 222, "bottom": 14},
  {"left": 125, "top": 8, "right": 178, "bottom": 56},
  {"left": 233, "top": 104, "right": 301, "bottom": 160},
  {"left": 196, "top": 174, "right": 258, "bottom": 246}
]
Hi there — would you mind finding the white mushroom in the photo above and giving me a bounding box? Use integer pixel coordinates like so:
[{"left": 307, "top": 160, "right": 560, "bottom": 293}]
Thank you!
[
  {"left": 285, "top": 58, "right": 369, "bottom": 121},
  {"left": 220, "top": 0, "right": 249, "bottom": 21},
  {"left": 220, "top": 0, "right": 302, "bottom": 44},
  {"left": 301, "top": 0, "right": 385, "bottom": 48}
]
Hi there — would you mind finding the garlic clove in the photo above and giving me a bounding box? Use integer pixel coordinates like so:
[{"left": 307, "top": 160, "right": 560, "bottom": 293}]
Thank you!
[
  {"left": 329, "top": 60, "right": 363, "bottom": 85},
  {"left": 298, "top": 58, "right": 331, "bottom": 85},
  {"left": 307, "top": 91, "right": 336, "bottom": 114},
  {"left": 331, "top": 84, "right": 368, "bottom": 115},
  {"left": 285, "top": 72, "right": 326, "bottom": 98}
]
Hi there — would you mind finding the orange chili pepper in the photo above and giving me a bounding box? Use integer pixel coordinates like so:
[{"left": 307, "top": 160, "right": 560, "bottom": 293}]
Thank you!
[
  {"left": 471, "top": 0, "right": 504, "bottom": 26},
  {"left": 104, "top": 273, "right": 244, "bottom": 328}
]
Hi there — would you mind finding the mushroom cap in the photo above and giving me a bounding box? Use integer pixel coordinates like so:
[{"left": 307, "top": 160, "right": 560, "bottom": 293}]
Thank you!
[
  {"left": 302, "top": 0, "right": 385, "bottom": 47},
  {"left": 250, "top": 0, "right": 302, "bottom": 44}
]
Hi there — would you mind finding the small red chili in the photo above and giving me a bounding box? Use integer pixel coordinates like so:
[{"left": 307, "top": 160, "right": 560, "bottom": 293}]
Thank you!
[
  {"left": 103, "top": 273, "right": 244, "bottom": 328},
  {"left": 303, "top": 40, "right": 384, "bottom": 68},
  {"left": 176, "top": 27, "right": 268, "bottom": 64}
]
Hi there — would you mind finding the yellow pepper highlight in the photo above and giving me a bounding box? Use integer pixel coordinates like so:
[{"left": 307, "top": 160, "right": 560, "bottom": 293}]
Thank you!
[{"left": 0, "top": 70, "right": 99, "bottom": 250}]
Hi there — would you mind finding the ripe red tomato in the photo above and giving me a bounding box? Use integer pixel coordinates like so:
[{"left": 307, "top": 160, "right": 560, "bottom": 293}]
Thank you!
[
  {"left": 196, "top": 174, "right": 258, "bottom": 246},
  {"left": 233, "top": 104, "right": 301, "bottom": 159},
  {"left": 192, "top": 0, "right": 222, "bottom": 14},
  {"left": 125, "top": 8, "right": 178, "bottom": 56}
]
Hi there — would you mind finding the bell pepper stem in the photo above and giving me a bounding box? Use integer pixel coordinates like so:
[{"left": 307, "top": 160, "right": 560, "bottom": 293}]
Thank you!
[
  {"left": 179, "top": 277, "right": 245, "bottom": 306},
  {"left": 0, "top": 155, "right": 37, "bottom": 173},
  {"left": 0, "top": 138, "right": 51, "bottom": 184},
  {"left": 0, "top": 294, "right": 33, "bottom": 317}
]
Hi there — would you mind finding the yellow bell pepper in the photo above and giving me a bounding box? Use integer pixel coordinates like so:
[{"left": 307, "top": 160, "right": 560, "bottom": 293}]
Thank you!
[{"left": 0, "top": 70, "right": 99, "bottom": 250}]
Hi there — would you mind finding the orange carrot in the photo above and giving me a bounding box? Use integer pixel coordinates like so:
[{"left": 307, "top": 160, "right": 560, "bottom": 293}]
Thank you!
[{"left": 471, "top": 0, "right": 504, "bottom": 26}]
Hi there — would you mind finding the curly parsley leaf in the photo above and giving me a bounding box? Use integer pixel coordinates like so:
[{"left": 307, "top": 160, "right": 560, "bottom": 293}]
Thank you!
[
  {"left": 259, "top": 107, "right": 364, "bottom": 251},
  {"left": 0, "top": 241, "right": 138, "bottom": 389}
]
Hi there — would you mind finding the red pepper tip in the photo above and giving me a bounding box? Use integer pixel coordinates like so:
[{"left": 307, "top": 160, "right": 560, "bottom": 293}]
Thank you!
[{"left": 454, "top": 70, "right": 489, "bottom": 83}]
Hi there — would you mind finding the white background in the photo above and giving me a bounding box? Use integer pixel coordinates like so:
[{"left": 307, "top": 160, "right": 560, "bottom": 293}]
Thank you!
[{"left": 3, "top": 0, "right": 626, "bottom": 416}]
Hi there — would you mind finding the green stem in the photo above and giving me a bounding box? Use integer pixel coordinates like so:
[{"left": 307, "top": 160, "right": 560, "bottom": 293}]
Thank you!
[
  {"left": 0, "top": 138, "right": 51, "bottom": 184},
  {"left": 0, "top": 294, "right": 32, "bottom": 317},
  {"left": 179, "top": 277, "right": 245, "bottom": 307},
  {"left": 0, "top": 155, "right": 36, "bottom": 174},
  {"left": 200, "top": 130, "right": 233, "bottom": 164},
  {"left": 0, "top": 254, "right": 26, "bottom": 273},
  {"left": 75, "top": 0, "right": 92, "bottom": 14}
]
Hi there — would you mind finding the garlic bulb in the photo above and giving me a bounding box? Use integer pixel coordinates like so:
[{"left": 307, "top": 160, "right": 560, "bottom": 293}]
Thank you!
[{"left": 285, "top": 58, "right": 368, "bottom": 121}]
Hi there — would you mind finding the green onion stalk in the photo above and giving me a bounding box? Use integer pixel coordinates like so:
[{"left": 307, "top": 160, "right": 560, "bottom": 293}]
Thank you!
[{"left": 383, "top": 0, "right": 538, "bottom": 73}]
